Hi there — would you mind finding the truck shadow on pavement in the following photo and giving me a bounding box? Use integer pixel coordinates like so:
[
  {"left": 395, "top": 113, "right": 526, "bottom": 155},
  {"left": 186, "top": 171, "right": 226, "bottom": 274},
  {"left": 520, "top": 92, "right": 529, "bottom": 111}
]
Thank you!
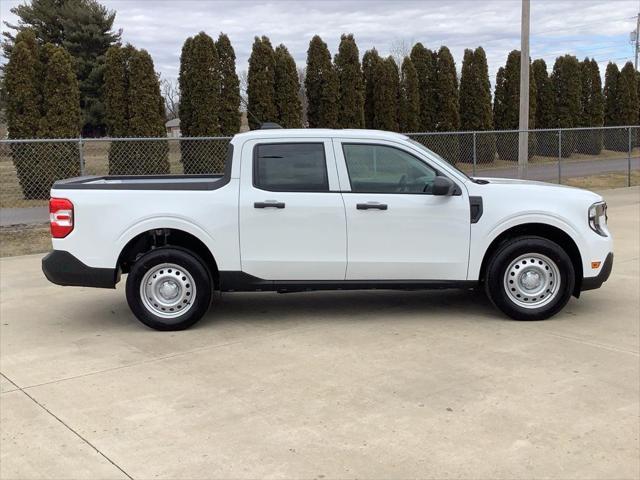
[
  {"left": 193, "top": 288, "right": 503, "bottom": 329},
  {"left": 77, "top": 285, "right": 598, "bottom": 332}
]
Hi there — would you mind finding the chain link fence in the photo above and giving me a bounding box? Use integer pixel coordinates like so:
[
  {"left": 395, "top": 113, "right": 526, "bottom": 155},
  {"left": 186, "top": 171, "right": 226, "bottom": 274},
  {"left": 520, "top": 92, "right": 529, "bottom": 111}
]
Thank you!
[{"left": 1, "top": 127, "right": 638, "bottom": 224}]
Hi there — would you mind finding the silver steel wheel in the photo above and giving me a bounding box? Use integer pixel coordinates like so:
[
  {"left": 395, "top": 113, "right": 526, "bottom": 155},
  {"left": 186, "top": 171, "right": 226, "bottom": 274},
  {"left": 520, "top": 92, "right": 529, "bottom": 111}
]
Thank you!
[
  {"left": 503, "top": 253, "right": 561, "bottom": 309},
  {"left": 140, "top": 263, "right": 196, "bottom": 319}
]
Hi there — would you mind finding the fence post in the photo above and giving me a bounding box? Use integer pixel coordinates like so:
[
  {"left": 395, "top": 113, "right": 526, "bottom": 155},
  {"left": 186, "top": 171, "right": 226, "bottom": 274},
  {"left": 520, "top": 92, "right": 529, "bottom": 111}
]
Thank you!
[
  {"left": 557, "top": 128, "right": 562, "bottom": 184},
  {"left": 628, "top": 126, "right": 632, "bottom": 187},
  {"left": 79, "top": 137, "right": 85, "bottom": 176},
  {"left": 472, "top": 131, "right": 477, "bottom": 177}
]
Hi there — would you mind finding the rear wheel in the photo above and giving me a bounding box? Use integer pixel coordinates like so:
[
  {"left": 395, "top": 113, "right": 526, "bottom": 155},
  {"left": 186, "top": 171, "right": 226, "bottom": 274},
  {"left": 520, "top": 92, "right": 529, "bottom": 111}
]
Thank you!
[
  {"left": 126, "top": 248, "right": 212, "bottom": 330},
  {"left": 485, "top": 236, "right": 575, "bottom": 320}
]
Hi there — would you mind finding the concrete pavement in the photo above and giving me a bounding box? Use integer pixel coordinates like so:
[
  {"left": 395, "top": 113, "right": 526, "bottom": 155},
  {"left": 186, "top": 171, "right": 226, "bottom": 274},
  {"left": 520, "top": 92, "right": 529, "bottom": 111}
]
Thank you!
[{"left": 1, "top": 187, "right": 639, "bottom": 479}]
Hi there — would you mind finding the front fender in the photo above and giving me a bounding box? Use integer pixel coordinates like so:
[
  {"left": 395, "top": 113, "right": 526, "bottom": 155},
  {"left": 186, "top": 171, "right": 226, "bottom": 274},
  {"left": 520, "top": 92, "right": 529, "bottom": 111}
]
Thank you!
[{"left": 467, "top": 212, "right": 587, "bottom": 281}]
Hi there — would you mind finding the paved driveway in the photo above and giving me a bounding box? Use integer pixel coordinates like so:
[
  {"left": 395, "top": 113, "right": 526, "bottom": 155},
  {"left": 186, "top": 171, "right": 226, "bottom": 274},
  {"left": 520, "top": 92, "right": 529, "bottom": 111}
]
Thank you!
[{"left": 1, "top": 188, "right": 638, "bottom": 479}]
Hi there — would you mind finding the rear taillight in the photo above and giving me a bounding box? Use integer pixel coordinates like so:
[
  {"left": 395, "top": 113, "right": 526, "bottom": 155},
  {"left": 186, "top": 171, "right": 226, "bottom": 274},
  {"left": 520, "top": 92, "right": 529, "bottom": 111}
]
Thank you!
[{"left": 49, "top": 198, "right": 74, "bottom": 238}]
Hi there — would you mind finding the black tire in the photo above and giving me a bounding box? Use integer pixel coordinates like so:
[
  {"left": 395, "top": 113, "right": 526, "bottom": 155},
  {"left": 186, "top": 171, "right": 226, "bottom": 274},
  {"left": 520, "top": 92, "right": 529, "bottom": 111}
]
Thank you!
[
  {"left": 126, "top": 247, "right": 212, "bottom": 331},
  {"left": 484, "top": 236, "right": 575, "bottom": 321}
]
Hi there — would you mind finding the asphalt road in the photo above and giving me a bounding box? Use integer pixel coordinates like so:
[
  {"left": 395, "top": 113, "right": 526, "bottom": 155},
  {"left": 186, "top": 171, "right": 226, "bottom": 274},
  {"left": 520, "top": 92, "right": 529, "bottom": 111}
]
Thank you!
[
  {"left": 1, "top": 187, "right": 638, "bottom": 479},
  {"left": 0, "top": 156, "right": 638, "bottom": 226},
  {"left": 475, "top": 155, "right": 640, "bottom": 180},
  {"left": 0, "top": 206, "right": 48, "bottom": 227}
]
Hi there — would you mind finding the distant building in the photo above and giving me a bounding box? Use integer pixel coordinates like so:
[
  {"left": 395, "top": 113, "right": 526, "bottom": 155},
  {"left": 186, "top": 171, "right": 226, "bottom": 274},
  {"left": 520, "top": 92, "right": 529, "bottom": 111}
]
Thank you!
[{"left": 165, "top": 118, "right": 181, "bottom": 138}]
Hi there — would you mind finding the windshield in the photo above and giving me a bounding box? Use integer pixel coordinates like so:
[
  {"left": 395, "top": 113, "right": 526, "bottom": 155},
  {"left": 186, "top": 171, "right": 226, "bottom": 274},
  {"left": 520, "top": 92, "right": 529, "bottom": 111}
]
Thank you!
[{"left": 407, "top": 139, "right": 473, "bottom": 181}]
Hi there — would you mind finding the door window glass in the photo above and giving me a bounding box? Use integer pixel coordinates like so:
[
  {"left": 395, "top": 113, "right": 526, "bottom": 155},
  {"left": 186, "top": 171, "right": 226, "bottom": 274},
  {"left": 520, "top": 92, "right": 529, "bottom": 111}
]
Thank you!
[
  {"left": 343, "top": 144, "right": 437, "bottom": 193},
  {"left": 254, "top": 143, "right": 328, "bottom": 192}
]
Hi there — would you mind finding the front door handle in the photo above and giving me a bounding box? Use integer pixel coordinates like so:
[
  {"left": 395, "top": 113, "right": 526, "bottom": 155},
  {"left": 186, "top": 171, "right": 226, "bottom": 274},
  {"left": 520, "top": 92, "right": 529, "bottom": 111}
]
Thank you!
[
  {"left": 357, "top": 203, "right": 388, "bottom": 210},
  {"left": 254, "top": 201, "right": 285, "bottom": 209}
]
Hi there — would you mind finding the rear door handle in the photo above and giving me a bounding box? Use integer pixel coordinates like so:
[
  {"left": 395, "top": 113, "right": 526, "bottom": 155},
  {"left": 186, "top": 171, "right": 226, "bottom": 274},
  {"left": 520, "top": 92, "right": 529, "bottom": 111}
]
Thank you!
[
  {"left": 357, "top": 203, "right": 388, "bottom": 210},
  {"left": 254, "top": 201, "right": 285, "bottom": 209}
]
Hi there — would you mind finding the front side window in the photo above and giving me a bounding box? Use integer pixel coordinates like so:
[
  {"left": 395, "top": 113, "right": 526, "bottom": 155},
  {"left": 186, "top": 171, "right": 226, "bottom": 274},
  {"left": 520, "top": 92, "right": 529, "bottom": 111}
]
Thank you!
[
  {"left": 343, "top": 143, "right": 437, "bottom": 193},
  {"left": 254, "top": 143, "right": 328, "bottom": 192}
]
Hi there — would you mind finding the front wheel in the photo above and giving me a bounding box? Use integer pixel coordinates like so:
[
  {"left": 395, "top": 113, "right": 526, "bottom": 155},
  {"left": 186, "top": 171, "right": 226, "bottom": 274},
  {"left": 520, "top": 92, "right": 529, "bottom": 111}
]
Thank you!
[
  {"left": 126, "top": 248, "right": 212, "bottom": 330},
  {"left": 485, "top": 236, "right": 575, "bottom": 321}
]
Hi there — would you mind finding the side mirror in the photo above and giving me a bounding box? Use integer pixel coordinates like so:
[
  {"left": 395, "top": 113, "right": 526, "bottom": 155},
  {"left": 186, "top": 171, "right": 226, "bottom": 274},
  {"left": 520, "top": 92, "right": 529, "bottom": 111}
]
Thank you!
[{"left": 431, "top": 176, "right": 455, "bottom": 196}]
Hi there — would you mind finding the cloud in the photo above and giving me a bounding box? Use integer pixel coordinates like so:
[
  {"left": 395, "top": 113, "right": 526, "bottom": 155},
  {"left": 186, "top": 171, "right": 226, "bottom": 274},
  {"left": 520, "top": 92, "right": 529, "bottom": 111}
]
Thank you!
[{"left": 2, "top": 0, "right": 637, "bottom": 84}]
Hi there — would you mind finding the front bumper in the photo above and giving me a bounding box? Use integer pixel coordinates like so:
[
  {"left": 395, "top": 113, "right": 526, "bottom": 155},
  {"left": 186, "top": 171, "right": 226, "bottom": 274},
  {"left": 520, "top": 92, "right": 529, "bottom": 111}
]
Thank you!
[
  {"left": 42, "top": 250, "right": 119, "bottom": 289},
  {"left": 581, "top": 252, "right": 613, "bottom": 292}
]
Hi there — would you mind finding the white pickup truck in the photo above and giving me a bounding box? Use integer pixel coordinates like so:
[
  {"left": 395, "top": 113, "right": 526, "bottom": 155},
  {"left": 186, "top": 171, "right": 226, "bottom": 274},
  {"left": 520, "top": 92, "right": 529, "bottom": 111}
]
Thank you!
[{"left": 43, "top": 128, "right": 613, "bottom": 330}]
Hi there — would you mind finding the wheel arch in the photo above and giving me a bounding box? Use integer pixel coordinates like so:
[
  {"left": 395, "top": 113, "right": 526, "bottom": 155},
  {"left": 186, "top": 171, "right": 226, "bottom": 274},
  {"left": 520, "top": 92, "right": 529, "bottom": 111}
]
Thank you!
[
  {"left": 479, "top": 222, "right": 584, "bottom": 296},
  {"left": 117, "top": 228, "right": 220, "bottom": 289}
]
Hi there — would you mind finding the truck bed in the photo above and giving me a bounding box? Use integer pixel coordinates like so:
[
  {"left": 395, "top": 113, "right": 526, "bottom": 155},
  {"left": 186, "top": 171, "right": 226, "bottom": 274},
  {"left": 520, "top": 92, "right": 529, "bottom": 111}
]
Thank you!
[{"left": 52, "top": 174, "right": 228, "bottom": 191}]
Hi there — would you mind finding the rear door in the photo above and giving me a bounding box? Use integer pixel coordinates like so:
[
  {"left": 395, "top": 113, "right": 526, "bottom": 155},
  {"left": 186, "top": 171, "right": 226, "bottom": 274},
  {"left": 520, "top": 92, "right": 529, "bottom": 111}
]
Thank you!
[
  {"left": 334, "top": 139, "right": 470, "bottom": 280},
  {"left": 239, "top": 139, "right": 347, "bottom": 280}
]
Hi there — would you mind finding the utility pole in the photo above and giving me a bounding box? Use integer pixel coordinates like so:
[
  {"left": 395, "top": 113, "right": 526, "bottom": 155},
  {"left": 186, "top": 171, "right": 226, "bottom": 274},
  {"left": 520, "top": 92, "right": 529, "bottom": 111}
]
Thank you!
[
  {"left": 634, "top": 12, "right": 639, "bottom": 70},
  {"left": 518, "top": 0, "right": 530, "bottom": 179}
]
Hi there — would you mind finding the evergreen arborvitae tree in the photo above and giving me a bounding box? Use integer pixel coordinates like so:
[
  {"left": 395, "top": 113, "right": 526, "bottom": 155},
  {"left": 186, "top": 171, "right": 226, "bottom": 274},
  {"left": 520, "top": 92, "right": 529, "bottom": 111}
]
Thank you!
[
  {"left": 362, "top": 48, "right": 381, "bottom": 129},
  {"left": 37, "top": 45, "right": 81, "bottom": 196},
  {"left": 5, "top": 29, "right": 40, "bottom": 140},
  {"left": 334, "top": 33, "right": 364, "bottom": 128},
  {"left": 493, "top": 50, "right": 536, "bottom": 161},
  {"left": 551, "top": 55, "right": 582, "bottom": 157},
  {"left": 371, "top": 56, "right": 399, "bottom": 131},
  {"left": 179, "top": 32, "right": 219, "bottom": 137},
  {"left": 178, "top": 32, "right": 220, "bottom": 173},
  {"left": 6, "top": 30, "right": 43, "bottom": 199},
  {"left": 431, "top": 46, "right": 460, "bottom": 162},
  {"left": 127, "top": 48, "right": 169, "bottom": 174},
  {"left": 459, "top": 47, "right": 495, "bottom": 163},
  {"left": 177, "top": 37, "right": 194, "bottom": 138},
  {"left": 399, "top": 56, "right": 420, "bottom": 132},
  {"left": 216, "top": 33, "right": 241, "bottom": 135},
  {"left": 104, "top": 45, "right": 168, "bottom": 174},
  {"left": 577, "top": 58, "right": 604, "bottom": 154},
  {"left": 3, "top": 0, "right": 120, "bottom": 135},
  {"left": 603, "top": 62, "right": 624, "bottom": 150},
  {"left": 103, "top": 45, "right": 129, "bottom": 137},
  {"left": 6, "top": 34, "right": 83, "bottom": 199},
  {"left": 38, "top": 45, "right": 81, "bottom": 137},
  {"left": 613, "top": 61, "right": 640, "bottom": 151},
  {"left": 410, "top": 43, "right": 437, "bottom": 131},
  {"left": 531, "top": 59, "right": 556, "bottom": 156},
  {"left": 435, "top": 46, "right": 459, "bottom": 131},
  {"left": 603, "top": 62, "right": 620, "bottom": 127},
  {"left": 619, "top": 62, "right": 639, "bottom": 125},
  {"left": 247, "top": 36, "right": 277, "bottom": 130},
  {"left": 305, "top": 35, "right": 339, "bottom": 128},
  {"left": 274, "top": 44, "right": 302, "bottom": 128},
  {"left": 532, "top": 59, "right": 554, "bottom": 128}
]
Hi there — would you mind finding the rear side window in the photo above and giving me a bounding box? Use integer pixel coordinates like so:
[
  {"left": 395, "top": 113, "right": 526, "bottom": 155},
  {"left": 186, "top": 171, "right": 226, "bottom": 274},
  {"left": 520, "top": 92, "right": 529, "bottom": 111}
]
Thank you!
[{"left": 254, "top": 143, "right": 328, "bottom": 192}]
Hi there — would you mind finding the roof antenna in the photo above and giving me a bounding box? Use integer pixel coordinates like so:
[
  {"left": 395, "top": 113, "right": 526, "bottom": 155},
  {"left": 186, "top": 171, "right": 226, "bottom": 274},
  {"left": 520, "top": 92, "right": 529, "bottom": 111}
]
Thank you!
[{"left": 239, "top": 96, "right": 282, "bottom": 130}]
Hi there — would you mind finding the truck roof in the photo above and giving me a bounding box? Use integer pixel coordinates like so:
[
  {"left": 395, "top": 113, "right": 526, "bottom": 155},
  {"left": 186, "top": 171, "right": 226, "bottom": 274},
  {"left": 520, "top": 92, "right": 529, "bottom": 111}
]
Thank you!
[{"left": 232, "top": 128, "right": 410, "bottom": 142}]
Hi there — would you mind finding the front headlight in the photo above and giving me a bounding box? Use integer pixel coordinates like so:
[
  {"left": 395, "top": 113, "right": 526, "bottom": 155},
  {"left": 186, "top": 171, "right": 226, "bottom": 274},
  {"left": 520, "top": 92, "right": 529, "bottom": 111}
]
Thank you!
[{"left": 588, "top": 201, "right": 608, "bottom": 237}]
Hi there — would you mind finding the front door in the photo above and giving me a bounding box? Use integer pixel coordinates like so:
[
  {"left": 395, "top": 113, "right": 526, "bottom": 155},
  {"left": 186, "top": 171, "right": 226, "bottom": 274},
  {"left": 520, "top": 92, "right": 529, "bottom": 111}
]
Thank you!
[
  {"left": 335, "top": 140, "right": 470, "bottom": 280},
  {"left": 239, "top": 139, "right": 347, "bottom": 280}
]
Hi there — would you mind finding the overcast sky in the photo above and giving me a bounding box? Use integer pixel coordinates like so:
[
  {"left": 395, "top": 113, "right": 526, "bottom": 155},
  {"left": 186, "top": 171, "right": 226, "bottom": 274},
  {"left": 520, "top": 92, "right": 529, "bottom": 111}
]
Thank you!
[{"left": 1, "top": 0, "right": 638, "bottom": 86}]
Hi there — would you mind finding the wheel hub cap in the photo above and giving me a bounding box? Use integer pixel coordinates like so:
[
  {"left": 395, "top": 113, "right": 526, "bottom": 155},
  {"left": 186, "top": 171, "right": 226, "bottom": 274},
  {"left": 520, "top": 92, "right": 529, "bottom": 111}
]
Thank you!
[
  {"left": 159, "top": 281, "right": 180, "bottom": 300},
  {"left": 140, "top": 263, "right": 196, "bottom": 319},
  {"left": 520, "top": 270, "right": 542, "bottom": 290},
  {"left": 503, "top": 253, "right": 561, "bottom": 309}
]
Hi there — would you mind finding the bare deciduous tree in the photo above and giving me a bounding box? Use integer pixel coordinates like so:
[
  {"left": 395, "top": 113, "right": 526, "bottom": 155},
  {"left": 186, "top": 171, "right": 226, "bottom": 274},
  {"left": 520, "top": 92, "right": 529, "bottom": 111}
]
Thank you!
[
  {"left": 297, "top": 66, "right": 307, "bottom": 127},
  {"left": 160, "top": 76, "right": 180, "bottom": 120},
  {"left": 238, "top": 69, "right": 249, "bottom": 109},
  {"left": 389, "top": 38, "right": 414, "bottom": 73}
]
